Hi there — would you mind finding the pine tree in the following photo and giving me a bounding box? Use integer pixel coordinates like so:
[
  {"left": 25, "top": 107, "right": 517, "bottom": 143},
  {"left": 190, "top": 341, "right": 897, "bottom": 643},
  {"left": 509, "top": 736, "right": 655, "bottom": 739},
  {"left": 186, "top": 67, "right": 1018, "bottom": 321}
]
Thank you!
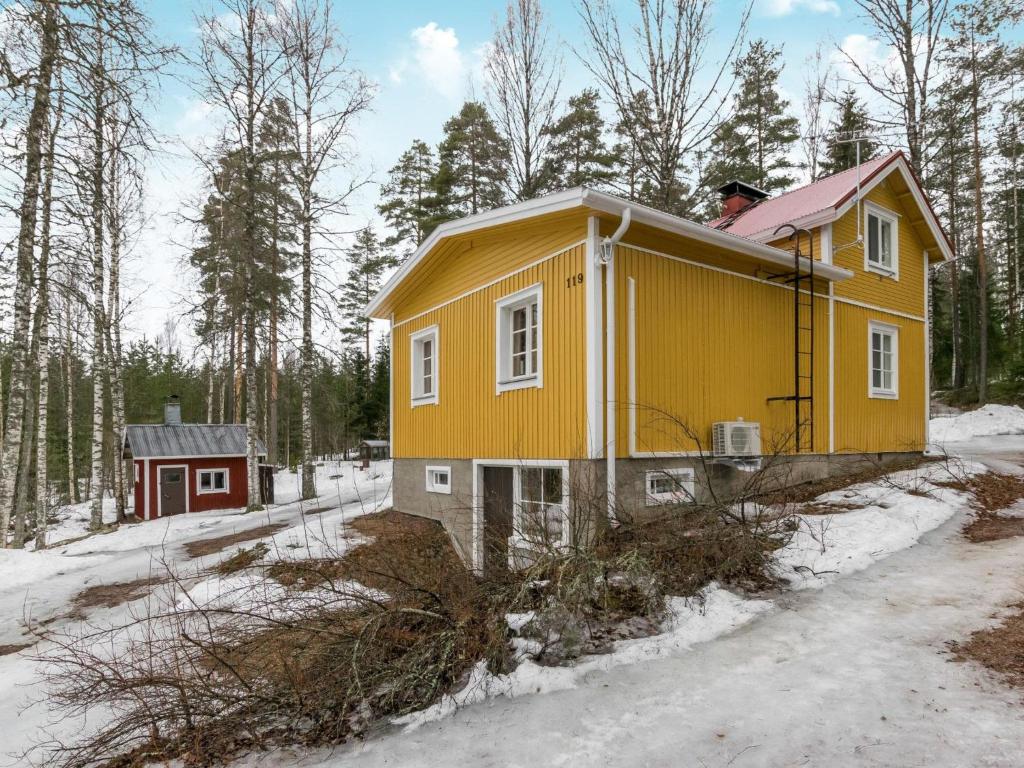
[
  {"left": 338, "top": 226, "right": 396, "bottom": 360},
  {"left": 437, "top": 101, "right": 508, "bottom": 216},
  {"left": 377, "top": 139, "right": 439, "bottom": 252},
  {"left": 704, "top": 39, "right": 801, "bottom": 201},
  {"left": 542, "top": 88, "right": 615, "bottom": 190},
  {"left": 819, "top": 88, "right": 877, "bottom": 177}
]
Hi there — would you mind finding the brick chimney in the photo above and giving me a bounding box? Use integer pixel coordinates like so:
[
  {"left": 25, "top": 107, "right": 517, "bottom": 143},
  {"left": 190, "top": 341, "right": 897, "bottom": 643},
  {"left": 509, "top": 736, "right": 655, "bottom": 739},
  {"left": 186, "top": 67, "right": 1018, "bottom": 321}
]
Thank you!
[
  {"left": 164, "top": 395, "right": 182, "bottom": 426},
  {"left": 717, "top": 180, "right": 769, "bottom": 217}
]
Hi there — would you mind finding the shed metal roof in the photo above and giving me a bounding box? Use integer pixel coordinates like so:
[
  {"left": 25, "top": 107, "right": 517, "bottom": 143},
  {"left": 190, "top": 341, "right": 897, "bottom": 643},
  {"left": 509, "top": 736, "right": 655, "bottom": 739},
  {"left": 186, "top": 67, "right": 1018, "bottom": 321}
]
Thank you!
[
  {"left": 360, "top": 439, "right": 389, "bottom": 447},
  {"left": 123, "top": 424, "right": 267, "bottom": 459}
]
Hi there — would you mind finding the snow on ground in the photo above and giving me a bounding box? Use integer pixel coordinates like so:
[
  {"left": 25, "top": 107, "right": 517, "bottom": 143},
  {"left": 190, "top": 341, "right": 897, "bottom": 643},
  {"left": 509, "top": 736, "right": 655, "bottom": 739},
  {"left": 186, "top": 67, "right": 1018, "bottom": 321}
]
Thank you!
[
  {"left": 0, "top": 460, "right": 392, "bottom": 765},
  {"left": 930, "top": 403, "right": 1024, "bottom": 444}
]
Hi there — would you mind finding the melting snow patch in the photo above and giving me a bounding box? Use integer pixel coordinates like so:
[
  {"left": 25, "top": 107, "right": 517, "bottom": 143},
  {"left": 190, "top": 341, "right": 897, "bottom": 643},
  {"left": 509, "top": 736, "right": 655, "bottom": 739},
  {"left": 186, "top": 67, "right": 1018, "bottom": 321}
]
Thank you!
[{"left": 930, "top": 404, "right": 1024, "bottom": 444}]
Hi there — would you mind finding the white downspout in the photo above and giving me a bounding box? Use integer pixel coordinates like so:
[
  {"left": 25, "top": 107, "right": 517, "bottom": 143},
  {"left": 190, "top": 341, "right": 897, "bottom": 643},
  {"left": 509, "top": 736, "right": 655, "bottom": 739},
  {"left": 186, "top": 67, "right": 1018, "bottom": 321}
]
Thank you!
[{"left": 599, "top": 208, "right": 632, "bottom": 526}]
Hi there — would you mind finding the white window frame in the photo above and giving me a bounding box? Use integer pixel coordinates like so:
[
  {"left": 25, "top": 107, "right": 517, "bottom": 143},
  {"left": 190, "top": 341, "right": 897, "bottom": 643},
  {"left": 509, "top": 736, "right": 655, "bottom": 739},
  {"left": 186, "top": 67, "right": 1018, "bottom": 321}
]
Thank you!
[
  {"left": 425, "top": 465, "right": 452, "bottom": 495},
  {"left": 512, "top": 463, "right": 569, "bottom": 551},
  {"left": 868, "top": 320, "right": 899, "bottom": 399},
  {"left": 410, "top": 325, "right": 439, "bottom": 407},
  {"left": 495, "top": 283, "right": 543, "bottom": 394},
  {"left": 134, "top": 462, "right": 140, "bottom": 484},
  {"left": 196, "top": 467, "right": 230, "bottom": 495},
  {"left": 645, "top": 468, "right": 696, "bottom": 506},
  {"left": 864, "top": 202, "right": 899, "bottom": 279}
]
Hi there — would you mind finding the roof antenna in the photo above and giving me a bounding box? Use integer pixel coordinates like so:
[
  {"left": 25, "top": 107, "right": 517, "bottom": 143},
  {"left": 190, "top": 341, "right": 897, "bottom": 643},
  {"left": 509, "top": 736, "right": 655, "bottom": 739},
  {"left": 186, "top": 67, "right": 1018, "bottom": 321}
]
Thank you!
[{"left": 831, "top": 130, "right": 873, "bottom": 258}]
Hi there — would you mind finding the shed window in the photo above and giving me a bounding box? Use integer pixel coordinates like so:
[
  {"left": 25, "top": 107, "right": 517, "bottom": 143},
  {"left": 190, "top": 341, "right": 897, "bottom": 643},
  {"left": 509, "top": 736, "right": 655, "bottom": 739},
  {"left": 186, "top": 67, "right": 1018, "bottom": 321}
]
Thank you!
[
  {"left": 410, "top": 325, "right": 439, "bottom": 406},
  {"left": 646, "top": 468, "right": 696, "bottom": 506},
  {"left": 866, "top": 205, "right": 898, "bottom": 276},
  {"left": 496, "top": 284, "right": 543, "bottom": 393},
  {"left": 869, "top": 321, "right": 899, "bottom": 399},
  {"left": 197, "top": 468, "right": 229, "bottom": 494}
]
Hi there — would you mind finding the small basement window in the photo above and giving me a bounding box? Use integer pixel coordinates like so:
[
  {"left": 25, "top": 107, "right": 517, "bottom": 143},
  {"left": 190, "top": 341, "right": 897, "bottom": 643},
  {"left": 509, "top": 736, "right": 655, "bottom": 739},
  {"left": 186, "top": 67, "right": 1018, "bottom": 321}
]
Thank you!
[
  {"left": 410, "top": 325, "right": 439, "bottom": 406},
  {"left": 496, "top": 284, "right": 542, "bottom": 393},
  {"left": 646, "top": 468, "right": 696, "bottom": 506},
  {"left": 865, "top": 204, "right": 899, "bottom": 276},
  {"left": 868, "top": 321, "right": 899, "bottom": 399},
  {"left": 425, "top": 465, "right": 451, "bottom": 494},
  {"left": 197, "top": 468, "right": 229, "bottom": 494},
  {"left": 516, "top": 466, "right": 565, "bottom": 547}
]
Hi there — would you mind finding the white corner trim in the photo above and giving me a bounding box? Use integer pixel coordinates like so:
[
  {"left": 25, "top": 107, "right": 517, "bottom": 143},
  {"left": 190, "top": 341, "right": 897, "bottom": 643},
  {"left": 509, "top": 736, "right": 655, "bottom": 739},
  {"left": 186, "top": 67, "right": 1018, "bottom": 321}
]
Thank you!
[
  {"left": 195, "top": 467, "right": 230, "bottom": 495},
  {"left": 821, "top": 222, "right": 833, "bottom": 265},
  {"left": 409, "top": 324, "right": 439, "bottom": 407},
  {"left": 495, "top": 283, "right": 544, "bottom": 394},
  {"left": 585, "top": 216, "right": 603, "bottom": 459},
  {"left": 143, "top": 458, "right": 150, "bottom": 519},
  {"left": 924, "top": 250, "right": 931, "bottom": 447},
  {"left": 828, "top": 282, "right": 835, "bottom": 454},
  {"left": 868, "top": 320, "right": 900, "bottom": 400},
  {"left": 627, "top": 276, "right": 637, "bottom": 458}
]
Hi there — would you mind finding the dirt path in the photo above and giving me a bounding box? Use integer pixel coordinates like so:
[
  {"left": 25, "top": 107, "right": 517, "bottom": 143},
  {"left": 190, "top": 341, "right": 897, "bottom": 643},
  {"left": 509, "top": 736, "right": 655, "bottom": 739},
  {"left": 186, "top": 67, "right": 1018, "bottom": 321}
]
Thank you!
[{"left": 269, "top": 460, "right": 1024, "bottom": 767}]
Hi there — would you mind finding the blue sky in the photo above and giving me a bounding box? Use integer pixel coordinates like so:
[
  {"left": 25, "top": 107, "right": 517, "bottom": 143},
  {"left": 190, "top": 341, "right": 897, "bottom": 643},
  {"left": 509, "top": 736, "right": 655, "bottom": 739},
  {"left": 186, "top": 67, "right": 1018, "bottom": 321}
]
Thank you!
[{"left": 131, "top": 0, "right": 909, "bottom": 342}]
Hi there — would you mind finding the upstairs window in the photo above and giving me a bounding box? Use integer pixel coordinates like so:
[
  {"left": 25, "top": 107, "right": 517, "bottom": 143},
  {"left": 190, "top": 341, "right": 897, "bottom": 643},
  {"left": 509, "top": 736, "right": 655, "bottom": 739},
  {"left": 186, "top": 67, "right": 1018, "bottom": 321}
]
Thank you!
[
  {"left": 496, "top": 284, "right": 543, "bottom": 393},
  {"left": 197, "top": 468, "right": 229, "bottom": 494},
  {"left": 869, "top": 321, "right": 899, "bottom": 399},
  {"left": 865, "top": 204, "right": 899, "bottom": 276},
  {"left": 410, "top": 325, "right": 439, "bottom": 406}
]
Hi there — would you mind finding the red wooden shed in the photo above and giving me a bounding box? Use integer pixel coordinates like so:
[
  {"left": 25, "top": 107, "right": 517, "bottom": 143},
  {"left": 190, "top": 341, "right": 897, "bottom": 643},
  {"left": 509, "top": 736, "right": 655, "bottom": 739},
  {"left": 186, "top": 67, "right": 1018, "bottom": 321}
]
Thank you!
[{"left": 122, "top": 398, "right": 268, "bottom": 520}]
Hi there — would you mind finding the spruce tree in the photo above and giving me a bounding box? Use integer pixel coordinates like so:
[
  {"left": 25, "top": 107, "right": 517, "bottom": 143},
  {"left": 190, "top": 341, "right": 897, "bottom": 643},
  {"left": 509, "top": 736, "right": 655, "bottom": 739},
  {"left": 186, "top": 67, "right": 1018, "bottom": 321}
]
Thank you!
[
  {"left": 704, "top": 39, "right": 801, "bottom": 203},
  {"left": 437, "top": 101, "right": 508, "bottom": 216},
  {"left": 542, "top": 88, "right": 615, "bottom": 190},
  {"left": 819, "top": 87, "right": 877, "bottom": 177},
  {"left": 338, "top": 226, "right": 396, "bottom": 360},
  {"left": 377, "top": 139, "right": 439, "bottom": 253}
]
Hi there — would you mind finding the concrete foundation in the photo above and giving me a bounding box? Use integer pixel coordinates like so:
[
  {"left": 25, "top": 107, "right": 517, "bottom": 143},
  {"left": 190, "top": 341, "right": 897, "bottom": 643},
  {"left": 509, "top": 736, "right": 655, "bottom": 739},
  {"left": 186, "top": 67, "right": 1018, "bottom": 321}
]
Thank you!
[{"left": 392, "top": 451, "right": 923, "bottom": 567}]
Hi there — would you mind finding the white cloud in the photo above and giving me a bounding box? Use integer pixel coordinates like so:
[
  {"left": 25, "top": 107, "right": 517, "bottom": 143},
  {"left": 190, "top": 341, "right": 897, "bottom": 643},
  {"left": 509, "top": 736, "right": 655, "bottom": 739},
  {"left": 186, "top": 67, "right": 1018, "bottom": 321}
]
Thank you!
[
  {"left": 408, "top": 22, "right": 465, "bottom": 100},
  {"left": 832, "top": 33, "right": 886, "bottom": 79},
  {"left": 761, "top": 0, "right": 840, "bottom": 16}
]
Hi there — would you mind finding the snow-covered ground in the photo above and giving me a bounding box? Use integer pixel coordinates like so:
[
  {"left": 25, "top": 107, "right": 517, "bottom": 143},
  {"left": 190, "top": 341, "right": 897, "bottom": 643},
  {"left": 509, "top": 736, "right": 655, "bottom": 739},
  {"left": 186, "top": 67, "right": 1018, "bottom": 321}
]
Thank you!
[
  {"left": 930, "top": 403, "right": 1024, "bottom": 444},
  {"left": 0, "top": 460, "right": 392, "bottom": 764},
  {"left": 4, "top": 414, "right": 1024, "bottom": 768}
]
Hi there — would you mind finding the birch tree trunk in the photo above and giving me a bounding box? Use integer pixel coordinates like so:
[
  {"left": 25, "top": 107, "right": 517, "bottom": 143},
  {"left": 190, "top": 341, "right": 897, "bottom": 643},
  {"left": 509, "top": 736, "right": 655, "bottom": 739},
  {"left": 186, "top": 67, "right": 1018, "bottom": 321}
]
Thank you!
[
  {"left": 0, "top": 3, "right": 57, "bottom": 547},
  {"left": 65, "top": 297, "right": 78, "bottom": 502},
  {"left": 106, "top": 152, "right": 127, "bottom": 522},
  {"left": 300, "top": 210, "right": 315, "bottom": 498},
  {"left": 87, "top": 19, "right": 108, "bottom": 532}
]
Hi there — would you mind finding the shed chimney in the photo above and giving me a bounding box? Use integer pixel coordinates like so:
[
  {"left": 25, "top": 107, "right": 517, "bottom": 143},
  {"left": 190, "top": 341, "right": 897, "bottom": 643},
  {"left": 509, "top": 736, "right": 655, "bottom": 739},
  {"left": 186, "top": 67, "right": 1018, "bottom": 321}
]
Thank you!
[
  {"left": 717, "top": 180, "right": 769, "bottom": 217},
  {"left": 164, "top": 395, "right": 182, "bottom": 426}
]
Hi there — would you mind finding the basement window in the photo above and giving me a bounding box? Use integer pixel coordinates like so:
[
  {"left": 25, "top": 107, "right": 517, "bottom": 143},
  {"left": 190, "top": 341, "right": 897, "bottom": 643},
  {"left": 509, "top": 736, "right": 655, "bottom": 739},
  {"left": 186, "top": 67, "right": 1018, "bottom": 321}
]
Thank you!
[
  {"left": 516, "top": 466, "right": 565, "bottom": 548},
  {"left": 645, "top": 468, "right": 696, "bottom": 506},
  {"left": 410, "top": 325, "right": 439, "bottom": 406},
  {"left": 868, "top": 321, "right": 899, "bottom": 399},
  {"left": 865, "top": 204, "right": 899, "bottom": 277},
  {"left": 197, "top": 469, "right": 229, "bottom": 494},
  {"left": 425, "top": 465, "right": 452, "bottom": 495},
  {"left": 496, "top": 284, "right": 543, "bottom": 393}
]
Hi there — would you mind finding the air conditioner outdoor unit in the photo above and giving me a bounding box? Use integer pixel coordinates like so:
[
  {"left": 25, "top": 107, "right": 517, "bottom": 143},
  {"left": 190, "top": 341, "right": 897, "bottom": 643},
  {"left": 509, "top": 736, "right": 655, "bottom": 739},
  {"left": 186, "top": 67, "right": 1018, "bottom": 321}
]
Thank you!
[{"left": 712, "top": 420, "right": 761, "bottom": 458}]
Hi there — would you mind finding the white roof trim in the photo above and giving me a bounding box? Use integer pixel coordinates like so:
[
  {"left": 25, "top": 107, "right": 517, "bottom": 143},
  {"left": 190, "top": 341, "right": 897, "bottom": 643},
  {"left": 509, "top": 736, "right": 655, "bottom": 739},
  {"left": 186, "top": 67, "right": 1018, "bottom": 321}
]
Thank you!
[
  {"left": 741, "top": 156, "right": 953, "bottom": 262},
  {"left": 366, "top": 187, "right": 853, "bottom": 317}
]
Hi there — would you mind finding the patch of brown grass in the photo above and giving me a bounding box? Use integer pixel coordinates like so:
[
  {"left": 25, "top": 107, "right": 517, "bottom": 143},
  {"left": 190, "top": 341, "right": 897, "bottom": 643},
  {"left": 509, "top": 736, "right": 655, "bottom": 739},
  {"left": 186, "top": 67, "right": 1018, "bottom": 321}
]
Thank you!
[
  {"left": 952, "top": 603, "right": 1024, "bottom": 688},
  {"left": 947, "top": 473, "right": 1024, "bottom": 543},
  {"left": 0, "top": 642, "right": 32, "bottom": 656},
  {"left": 183, "top": 523, "right": 288, "bottom": 558},
  {"left": 215, "top": 542, "right": 270, "bottom": 575},
  {"left": 71, "top": 576, "right": 163, "bottom": 615}
]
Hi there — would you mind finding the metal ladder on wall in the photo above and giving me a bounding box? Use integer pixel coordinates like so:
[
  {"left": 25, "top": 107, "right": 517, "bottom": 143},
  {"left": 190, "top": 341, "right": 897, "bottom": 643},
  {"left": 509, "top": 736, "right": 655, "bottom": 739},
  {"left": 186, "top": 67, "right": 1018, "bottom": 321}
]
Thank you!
[{"left": 767, "top": 225, "right": 815, "bottom": 453}]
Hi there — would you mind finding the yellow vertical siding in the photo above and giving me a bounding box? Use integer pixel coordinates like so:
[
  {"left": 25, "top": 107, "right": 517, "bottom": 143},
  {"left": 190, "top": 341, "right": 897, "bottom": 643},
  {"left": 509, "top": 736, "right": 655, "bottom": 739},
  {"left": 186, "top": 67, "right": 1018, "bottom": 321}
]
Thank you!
[
  {"left": 614, "top": 245, "right": 830, "bottom": 456},
  {"left": 833, "top": 303, "right": 926, "bottom": 453},
  {"left": 392, "top": 244, "right": 588, "bottom": 459},
  {"left": 830, "top": 180, "right": 927, "bottom": 317}
]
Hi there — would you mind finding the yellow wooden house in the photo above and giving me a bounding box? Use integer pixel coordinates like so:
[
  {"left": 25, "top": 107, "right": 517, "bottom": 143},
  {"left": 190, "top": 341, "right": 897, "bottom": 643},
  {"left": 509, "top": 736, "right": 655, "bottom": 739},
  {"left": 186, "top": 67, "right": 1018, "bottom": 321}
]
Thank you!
[{"left": 366, "top": 151, "right": 951, "bottom": 571}]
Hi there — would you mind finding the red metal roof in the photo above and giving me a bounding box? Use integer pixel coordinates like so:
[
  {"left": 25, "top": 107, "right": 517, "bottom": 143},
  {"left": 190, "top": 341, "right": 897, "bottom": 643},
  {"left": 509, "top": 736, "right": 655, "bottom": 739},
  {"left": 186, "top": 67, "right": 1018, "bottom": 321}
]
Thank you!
[{"left": 708, "top": 152, "right": 902, "bottom": 238}]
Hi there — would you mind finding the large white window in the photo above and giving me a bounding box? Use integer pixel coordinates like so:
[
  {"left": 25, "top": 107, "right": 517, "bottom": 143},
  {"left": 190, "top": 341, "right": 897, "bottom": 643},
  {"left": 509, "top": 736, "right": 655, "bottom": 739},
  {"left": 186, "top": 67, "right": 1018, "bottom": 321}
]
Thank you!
[
  {"left": 425, "top": 465, "right": 452, "bottom": 494},
  {"left": 496, "top": 284, "right": 543, "bottom": 393},
  {"left": 197, "top": 468, "right": 229, "bottom": 495},
  {"left": 865, "top": 204, "right": 899, "bottom": 276},
  {"left": 515, "top": 466, "right": 565, "bottom": 548},
  {"left": 645, "top": 468, "right": 696, "bottom": 506},
  {"left": 410, "top": 325, "right": 439, "bottom": 406},
  {"left": 868, "top": 321, "right": 899, "bottom": 399}
]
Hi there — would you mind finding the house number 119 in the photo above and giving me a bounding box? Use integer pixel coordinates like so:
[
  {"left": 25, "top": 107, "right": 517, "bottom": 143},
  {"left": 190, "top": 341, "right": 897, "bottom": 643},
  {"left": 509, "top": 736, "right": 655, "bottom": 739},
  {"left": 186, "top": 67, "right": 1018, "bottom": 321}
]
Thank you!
[{"left": 566, "top": 272, "right": 584, "bottom": 289}]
